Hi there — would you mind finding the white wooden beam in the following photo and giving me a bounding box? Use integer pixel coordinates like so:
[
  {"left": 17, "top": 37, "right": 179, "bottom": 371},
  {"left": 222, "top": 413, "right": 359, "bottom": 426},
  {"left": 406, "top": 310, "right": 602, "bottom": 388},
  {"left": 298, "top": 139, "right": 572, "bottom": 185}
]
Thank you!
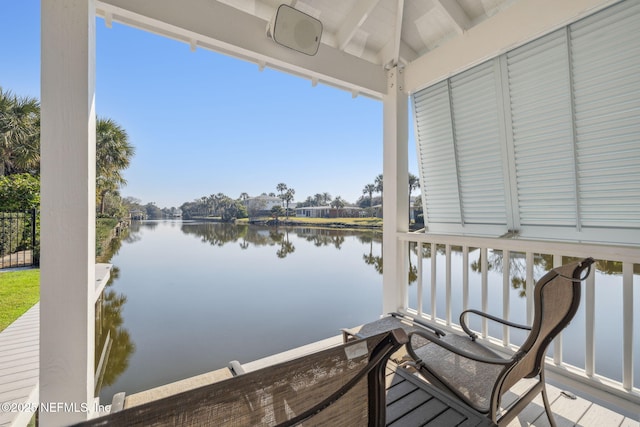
[
  {"left": 40, "top": 0, "right": 96, "bottom": 425},
  {"left": 389, "top": 0, "right": 405, "bottom": 67},
  {"left": 335, "top": 0, "right": 379, "bottom": 51},
  {"left": 96, "top": 0, "right": 387, "bottom": 98},
  {"left": 405, "top": 0, "right": 618, "bottom": 93},
  {"left": 378, "top": 39, "right": 419, "bottom": 66},
  {"left": 433, "top": 0, "right": 471, "bottom": 35},
  {"left": 382, "top": 66, "right": 409, "bottom": 314}
]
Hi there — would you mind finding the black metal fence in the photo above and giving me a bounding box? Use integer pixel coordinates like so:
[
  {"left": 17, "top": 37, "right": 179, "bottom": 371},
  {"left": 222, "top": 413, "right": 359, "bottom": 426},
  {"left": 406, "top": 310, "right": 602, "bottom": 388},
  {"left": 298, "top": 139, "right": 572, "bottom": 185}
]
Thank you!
[{"left": 0, "top": 209, "right": 39, "bottom": 269}]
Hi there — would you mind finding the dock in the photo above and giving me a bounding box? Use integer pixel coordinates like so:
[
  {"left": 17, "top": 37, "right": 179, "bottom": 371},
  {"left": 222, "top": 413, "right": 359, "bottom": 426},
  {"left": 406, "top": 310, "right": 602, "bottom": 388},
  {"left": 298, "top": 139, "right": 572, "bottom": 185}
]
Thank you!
[{"left": 0, "top": 303, "right": 39, "bottom": 427}]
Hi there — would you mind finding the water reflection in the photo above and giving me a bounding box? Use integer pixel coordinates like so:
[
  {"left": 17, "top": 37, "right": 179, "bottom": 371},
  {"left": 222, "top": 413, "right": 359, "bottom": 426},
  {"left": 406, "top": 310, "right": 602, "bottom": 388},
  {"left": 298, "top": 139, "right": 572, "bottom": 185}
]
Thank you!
[
  {"left": 95, "top": 268, "right": 135, "bottom": 395},
  {"left": 97, "top": 221, "right": 386, "bottom": 401}
]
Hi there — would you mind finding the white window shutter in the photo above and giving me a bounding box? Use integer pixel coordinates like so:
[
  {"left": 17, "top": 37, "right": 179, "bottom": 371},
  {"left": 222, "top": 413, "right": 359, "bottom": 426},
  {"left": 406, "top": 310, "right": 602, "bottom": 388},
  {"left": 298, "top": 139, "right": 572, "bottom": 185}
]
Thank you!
[
  {"left": 412, "top": 0, "right": 640, "bottom": 243},
  {"left": 571, "top": 0, "right": 640, "bottom": 230},
  {"left": 414, "top": 81, "right": 462, "bottom": 225},
  {"left": 506, "top": 30, "right": 577, "bottom": 227}
]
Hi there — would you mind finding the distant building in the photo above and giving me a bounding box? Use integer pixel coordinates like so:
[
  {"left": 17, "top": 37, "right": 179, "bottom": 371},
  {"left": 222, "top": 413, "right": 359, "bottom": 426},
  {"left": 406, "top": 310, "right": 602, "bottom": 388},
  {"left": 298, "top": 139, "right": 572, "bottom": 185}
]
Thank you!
[
  {"left": 129, "top": 209, "right": 145, "bottom": 220},
  {"left": 295, "top": 205, "right": 363, "bottom": 218},
  {"left": 244, "top": 195, "right": 282, "bottom": 217}
]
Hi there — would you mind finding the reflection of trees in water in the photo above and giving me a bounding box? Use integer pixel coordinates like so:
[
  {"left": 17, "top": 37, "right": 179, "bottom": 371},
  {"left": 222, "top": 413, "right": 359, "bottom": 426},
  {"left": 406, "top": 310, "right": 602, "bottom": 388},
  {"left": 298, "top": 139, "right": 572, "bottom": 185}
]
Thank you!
[
  {"left": 362, "top": 239, "right": 417, "bottom": 285},
  {"left": 300, "top": 230, "right": 345, "bottom": 249},
  {"left": 178, "top": 222, "right": 382, "bottom": 259},
  {"left": 467, "top": 251, "right": 631, "bottom": 297},
  {"left": 271, "top": 229, "right": 295, "bottom": 258},
  {"left": 95, "top": 267, "right": 135, "bottom": 393},
  {"left": 181, "top": 222, "right": 248, "bottom": 247}
]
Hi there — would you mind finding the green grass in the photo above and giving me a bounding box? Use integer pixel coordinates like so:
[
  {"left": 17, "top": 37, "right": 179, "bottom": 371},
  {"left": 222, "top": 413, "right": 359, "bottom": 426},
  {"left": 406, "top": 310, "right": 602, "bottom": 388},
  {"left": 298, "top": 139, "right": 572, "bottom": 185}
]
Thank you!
[
  {"left": 0, "top": 269, "right": 40, "bottom": 332},
  {"left": 96, "top": 217, "right": 119, "bottom": 257}
]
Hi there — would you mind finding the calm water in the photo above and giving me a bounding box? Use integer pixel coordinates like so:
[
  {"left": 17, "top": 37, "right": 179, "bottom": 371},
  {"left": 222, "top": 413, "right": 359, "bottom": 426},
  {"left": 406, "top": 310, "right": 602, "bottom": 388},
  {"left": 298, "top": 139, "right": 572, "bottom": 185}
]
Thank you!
[
  {"left": 97, "top": 220, "right": 385, "bottom": 401},
  {"left": 96, "top": 220, "right": 639, "bottom": 402}
]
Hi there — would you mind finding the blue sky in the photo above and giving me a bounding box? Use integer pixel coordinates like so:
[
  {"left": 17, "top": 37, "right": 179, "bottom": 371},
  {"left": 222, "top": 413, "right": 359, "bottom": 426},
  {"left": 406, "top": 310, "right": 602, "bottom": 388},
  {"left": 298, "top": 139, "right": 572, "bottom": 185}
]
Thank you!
[{"left": 1, "top": 1, "right": 417, "bottom": 209}]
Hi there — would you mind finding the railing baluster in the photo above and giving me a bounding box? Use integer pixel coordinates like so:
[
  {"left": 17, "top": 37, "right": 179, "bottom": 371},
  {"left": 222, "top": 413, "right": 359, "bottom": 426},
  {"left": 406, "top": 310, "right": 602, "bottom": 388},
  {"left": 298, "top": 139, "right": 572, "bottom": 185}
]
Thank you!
[
  {"left": 417, "top": 243, "right": 423, "bottom": 317},
  {"left": 446, "top": 244, "right": 452, "bottom": 326},
  {"left": 503, "top": 250, "right": 510, "bottom": 347},
  {"left": 431, "top": 242, "right": 437, "bottom": 322},
  {"left": 622, "top": 261, "right": 634, "bottom": 391},
  {"left": 463, "top": 246, "right": 469, "bottom": 312},
  {"left": 481, "top": 247, "right": 488, "bottom": 338},
  {"left": 553, "top": 255, "right": 563, "bottom": 365},
  {"left": 526, "top": 252, "right": 534, "bottom": 325},
  {"left": 585, "top": 261, "right": 596, "bottom": 377}
]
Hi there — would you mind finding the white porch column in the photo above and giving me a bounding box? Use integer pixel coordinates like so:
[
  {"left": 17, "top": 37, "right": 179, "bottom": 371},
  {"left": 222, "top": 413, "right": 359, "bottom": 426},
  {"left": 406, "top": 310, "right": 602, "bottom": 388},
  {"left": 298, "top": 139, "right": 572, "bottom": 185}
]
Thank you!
[
  {"left": 41, "top": 0, "right": 96, "bottom": 425},
  {"left": 382, "top": 66, "right": 409, "bottom": 314}
]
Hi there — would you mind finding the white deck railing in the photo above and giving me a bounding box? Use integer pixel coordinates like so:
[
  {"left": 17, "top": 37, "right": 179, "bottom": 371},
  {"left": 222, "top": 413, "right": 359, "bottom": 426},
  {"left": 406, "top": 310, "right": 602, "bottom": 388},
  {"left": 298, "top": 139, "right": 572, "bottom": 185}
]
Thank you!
[{"left": 396, "top": 232, "right": 639, "bottom": 410}]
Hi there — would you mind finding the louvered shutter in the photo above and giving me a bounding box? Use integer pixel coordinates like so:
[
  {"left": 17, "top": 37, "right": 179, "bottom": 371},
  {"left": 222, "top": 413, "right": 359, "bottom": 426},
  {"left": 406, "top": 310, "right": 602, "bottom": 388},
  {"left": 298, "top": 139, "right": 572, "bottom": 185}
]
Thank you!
[
  {"left": 507, "top": 30, "right": 577, "bottom": 227},
  {"left": 450, "top": 61, "right": 507, "bottom": 226},
  {"left": 414, "top": 81, "right": 461, "bottom": 225},
  {"left": 570, "top": 0, "right": 640, "bottom": 230},
  {"left": 412, "top": 0, "right": 640, "bottom": 243}
]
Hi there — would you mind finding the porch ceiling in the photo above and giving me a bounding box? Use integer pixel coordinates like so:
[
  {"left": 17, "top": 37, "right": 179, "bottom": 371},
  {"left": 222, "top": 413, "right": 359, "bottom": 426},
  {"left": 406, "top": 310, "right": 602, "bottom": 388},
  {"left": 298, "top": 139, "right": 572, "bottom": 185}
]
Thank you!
[{"left": 95, "top": 0, "right": 618, "bottom": 99}]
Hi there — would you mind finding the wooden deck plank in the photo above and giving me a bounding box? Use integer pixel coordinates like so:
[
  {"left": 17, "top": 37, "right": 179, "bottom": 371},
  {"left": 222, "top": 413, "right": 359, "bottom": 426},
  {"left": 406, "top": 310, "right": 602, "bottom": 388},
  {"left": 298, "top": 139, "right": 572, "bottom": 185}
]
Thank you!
[
  {"left": 0, "top": 357, "right": 38, "bottom": 376},
  {"left": 577, "top": 403, "right": 626, "bottom": 427},
  {"left": 620, "top": 417, "right": 640, "bottom": 427},
  {"left": 0, "top": 303, "right": 39, "bottom": 427},
  {"left": 386, "top": 364, "right": 493, "bottom": 426}
]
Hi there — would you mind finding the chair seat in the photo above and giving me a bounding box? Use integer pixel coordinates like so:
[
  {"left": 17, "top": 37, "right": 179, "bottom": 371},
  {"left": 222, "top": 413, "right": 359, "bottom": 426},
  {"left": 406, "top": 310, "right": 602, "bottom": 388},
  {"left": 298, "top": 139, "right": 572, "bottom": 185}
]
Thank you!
[{"left": 409, "top": 333, "right": 506, "bottom": 413}]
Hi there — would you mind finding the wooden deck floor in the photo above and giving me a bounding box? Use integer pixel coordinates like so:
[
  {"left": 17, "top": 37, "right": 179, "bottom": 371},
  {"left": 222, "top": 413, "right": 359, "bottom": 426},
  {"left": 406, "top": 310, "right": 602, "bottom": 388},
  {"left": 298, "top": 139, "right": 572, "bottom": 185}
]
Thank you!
[
  {"left": 0, "top": 303, "right": 39, "bottom": 427},
  {"left": 385, "top": 363, "right": 639, "bottom": 427}
]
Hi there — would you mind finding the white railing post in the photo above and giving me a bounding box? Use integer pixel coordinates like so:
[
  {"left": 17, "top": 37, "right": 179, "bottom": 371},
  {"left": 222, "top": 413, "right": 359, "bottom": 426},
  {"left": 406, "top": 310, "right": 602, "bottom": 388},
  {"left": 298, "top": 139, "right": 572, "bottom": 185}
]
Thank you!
[
  {"left": 552, "top": 254, "right": 563, "bottom": 365},
  {"left": 463, "top": 246, "right": 469, "bottom": 311},
  {"left": 481, "top": 247, "right": 488, "bottom": 338},
  {"left": 382, "top": 66, "right": 408, "bottom": 314},
  {"left": 525, "top": 252, "right": 534, "bottom": 325},
  {"left": 622, "top": 262, "right": 634, "bottom": 391},
  {"left": 502, "top": 250, "right": 511, "bottom": 346},
  {"left": 417, "top": 243, "right": 423, "bottom": 316},
  {"left": 431, "top": 242, "right": 437, "bottom": 321},
  {"left": 446, "top": 244, "right": 452, "bottom": 325},
  {"left": 585, "top": 262, "right": 596, "bottom": 377}
]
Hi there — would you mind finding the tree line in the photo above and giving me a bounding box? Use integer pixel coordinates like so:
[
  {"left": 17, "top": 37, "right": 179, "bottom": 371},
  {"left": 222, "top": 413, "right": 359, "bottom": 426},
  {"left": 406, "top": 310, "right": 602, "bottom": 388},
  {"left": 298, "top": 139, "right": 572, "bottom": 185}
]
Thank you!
[
  {"left": 171, "top": 174, "right": 423, "bottom": 224},
  {"left": 0, "top": 86, "right": 135, "bottom": 218}
]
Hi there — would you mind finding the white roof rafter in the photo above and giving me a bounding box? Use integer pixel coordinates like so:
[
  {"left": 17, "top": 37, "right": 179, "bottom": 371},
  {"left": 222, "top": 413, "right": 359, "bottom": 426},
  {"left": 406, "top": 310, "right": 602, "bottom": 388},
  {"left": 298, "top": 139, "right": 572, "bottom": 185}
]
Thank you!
[
  {"left": 433, "top": 0, "right": 471, "bottom": 35},
  {"left": 335, "top": 0, "right": 380, "bottom": 51}
]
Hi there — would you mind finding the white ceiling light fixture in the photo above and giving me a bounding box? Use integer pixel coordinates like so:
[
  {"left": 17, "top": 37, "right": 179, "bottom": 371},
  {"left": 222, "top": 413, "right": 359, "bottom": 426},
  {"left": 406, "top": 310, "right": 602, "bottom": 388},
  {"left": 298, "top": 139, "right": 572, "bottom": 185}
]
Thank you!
[{"left": 267, "top": 4, "right": 323, "bottom": 56}]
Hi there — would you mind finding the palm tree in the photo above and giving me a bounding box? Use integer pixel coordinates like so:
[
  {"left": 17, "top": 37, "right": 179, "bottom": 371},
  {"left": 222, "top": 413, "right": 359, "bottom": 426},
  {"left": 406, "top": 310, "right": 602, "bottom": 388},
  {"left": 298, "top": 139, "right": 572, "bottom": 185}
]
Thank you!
[
  {"left": 331, "top": 196, "right": 345, "bottom": 217},
  {"left": 282, "top": 188, "right": 295, "bottom": 219},
  {"left": 408, "top": 173, "right": 420, "bottom": 222},
  {"left": 0, "top": 87, "right": 40, "bottom": 176},
  {"left": 96, "top": 118, "right": 135, "bottom": 214},
  {"left": 363, "top": 184, "right": 375, "bottom": 209},
  {"left": 276, "top": 183, "right": 288, "bottom": 206},
  {"left": 374, "top": 174, "right": 383, "bottom": 206},
  {"left": 322, "top": 192, "right": 332, "bottom": 205}
]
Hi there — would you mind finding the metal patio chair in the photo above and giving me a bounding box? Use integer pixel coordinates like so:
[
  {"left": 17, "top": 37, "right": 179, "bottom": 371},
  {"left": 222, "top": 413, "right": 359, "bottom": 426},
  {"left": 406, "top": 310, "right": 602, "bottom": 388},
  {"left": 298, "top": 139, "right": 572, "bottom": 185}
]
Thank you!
[
  {"left": 406, "top": 257, "right": 594, "bottom": 427},
  {"left": 75, "top": 329, "right": 407, "bottom": 427}
]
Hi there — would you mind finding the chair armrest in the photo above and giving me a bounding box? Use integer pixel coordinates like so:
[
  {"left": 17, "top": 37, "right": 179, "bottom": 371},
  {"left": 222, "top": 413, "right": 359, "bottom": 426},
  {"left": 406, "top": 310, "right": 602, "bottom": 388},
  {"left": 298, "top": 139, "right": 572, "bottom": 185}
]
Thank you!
[
  {"left": 390, "top": 312, "right": 446, "bottom": 337},
  {"left": 460, "top": 309, "right": 531, "bottom": 341},
  {"left": 406, "top": 330, "right": 513, "bottom": 366}
]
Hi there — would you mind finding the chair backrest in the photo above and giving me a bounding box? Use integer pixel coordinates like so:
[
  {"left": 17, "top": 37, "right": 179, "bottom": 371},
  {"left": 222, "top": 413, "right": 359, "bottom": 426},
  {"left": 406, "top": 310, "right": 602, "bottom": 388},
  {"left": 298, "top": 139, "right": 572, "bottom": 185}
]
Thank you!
[
  {"left": 497, "top": 257, "right": 594, "bottom": 396},
  {"left": 74, "top": 328, "right": 408, "bottom": 427}
]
